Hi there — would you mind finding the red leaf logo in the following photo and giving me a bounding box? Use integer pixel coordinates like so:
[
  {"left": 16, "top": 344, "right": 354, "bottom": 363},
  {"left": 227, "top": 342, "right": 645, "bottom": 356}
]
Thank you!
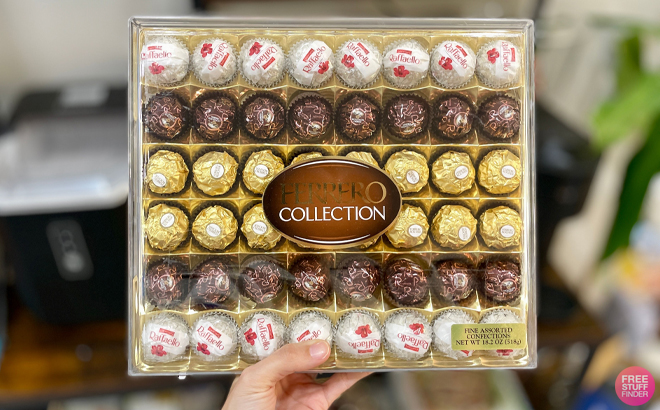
[
  {"left": 197, "top": 342, "right": 210, "bottom": 355},
  {"left": 149, "top": 62, "right": 165, "bottom": 75},
  {"left": 439, "top": 56, "right": 453, "bottom": 70},
  {"left": 151, "top": 345, "right": 167, "bottom": 357},
  {"left": 201, "top": 43, "right": 213, "bottom": 58},
  {"left": 487, "top": 48, "right": 500, "bottom": 64},
  {"left": 393, "top": 65, "right": 409, "bottom": 78},
  {"left": 244, "top": 328, "right": 257, "bottom": 345},
  {"left": 317, "top": 61, "right": 330, "bottom": 74},
  {"left": 341, "top": 54, "right": 355, "bottom": 68},
  {"left": 355, "top": 324, "right": 372, "bottom": 339},
  {"left": 249, "top": 42, "right": 262, "bottom": 56},
  {"left": 409, "top": 323, "right": 424, "bottom": 335},
  {"left": 497, "top": 349, "right": 513, "bottom": 357}
]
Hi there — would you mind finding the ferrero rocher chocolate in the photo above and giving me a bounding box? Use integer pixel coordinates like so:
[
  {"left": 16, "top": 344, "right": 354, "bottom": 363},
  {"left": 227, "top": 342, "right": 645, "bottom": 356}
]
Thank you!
[
  {"left": 384, "top": 150, "right": 429, "bottom": 193},
  {"left": 346, "top": 150, "right": 379, "bottom": 167},
  {"left": 193, "top": 151, "right": 238, "bottom": 196},
  {"left": 146, "top": 150, "right": 189, "bottom": 194},
  {"left": 290, "top": 151, "right": 323, "bottom": 165},
  {"left": 192, "top": 206, "right": 238, "bottom": 251},
  {"left": 478, "top": 150, "right": 521, "bottom": 194},
  {"left": 431, "top": 205, "right": 477, "bottom": 249},
  {"left": 145, "top": 204, "right": 189, "bottom": 251},
  {"left": 478, "top": 96, "right": 520, "bottom": 140},
  {"left": 242, "top": 95, "right": 286, "bottom": 141},
  {"left": 479, "top": 206, "right": 522, "bottom": 249},
  {"left": 431, "top": 151, "right": 475, "bottom": 195},
  {"left": 241, "top": 204, "right": 281, "bottom": 250},
  {"left": 385, "top": 204, "right": 429, "bottom": 248},
  {"left": 242, "top": 150, "right": 284, "bottom": 194}
]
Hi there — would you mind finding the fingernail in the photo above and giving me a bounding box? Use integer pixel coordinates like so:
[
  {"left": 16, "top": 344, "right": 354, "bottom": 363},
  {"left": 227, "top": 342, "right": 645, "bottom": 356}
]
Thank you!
[{"left": 309, "top": 341, "right": 329, "bottom": 360}]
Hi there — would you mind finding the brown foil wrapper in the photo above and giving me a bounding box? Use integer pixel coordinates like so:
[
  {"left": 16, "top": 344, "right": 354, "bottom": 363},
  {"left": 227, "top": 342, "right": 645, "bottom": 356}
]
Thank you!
[
  {"left": 193, "top": 151, "right": 238, "bottom": 196},
  {"left": 479, "top": 206, "right": 522, "bottom": 249},
  {"left": 290, "top": 151, "right": 323, "bottom": 165},
  {"left": 145, "top": 204, "right": 189, "bottom": 251},
  {"left": 242, "top": 150, "right": 285, "bottom": 194},
  {"left": 146, "top": 150, "right": 189, "bottom": 194},
  {"left": 241, "top": 204, "right": 282, "bottom": 250},
  {"left": 384, "top": 150, "right": 429, "bottom": 194},
  {"left": 385, "top": 204, "right": 429, "bottom": 248},
  {"left": 431, "top": 205, "right": 477, "bottom": 249},
  {"left": 478, "top": 150, "right": 521, "bottom": 195},
  {"left": 192, "top": 205, "right": 238, "bottom": 251},
  {"left": 346, "top": 150, "right": 379, "bottom": 167},
  {"left": 431, "top": 151, "right": 475, "bottom": 195}
]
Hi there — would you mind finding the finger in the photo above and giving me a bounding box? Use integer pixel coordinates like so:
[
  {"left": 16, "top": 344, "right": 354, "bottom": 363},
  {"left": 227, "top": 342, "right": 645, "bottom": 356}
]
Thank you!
[{"left": 322, "top": 371, "right": 372, "bottom": 404}]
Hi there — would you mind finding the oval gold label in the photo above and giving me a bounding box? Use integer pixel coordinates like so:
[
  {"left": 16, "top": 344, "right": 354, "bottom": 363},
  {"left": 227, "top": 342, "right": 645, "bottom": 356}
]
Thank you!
[{"left": 262, "top": 157, "right": 402, "bottom": 249}]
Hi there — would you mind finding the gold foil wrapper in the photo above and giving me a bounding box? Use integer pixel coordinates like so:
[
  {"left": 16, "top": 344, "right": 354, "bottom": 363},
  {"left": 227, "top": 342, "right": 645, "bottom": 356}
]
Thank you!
[
  {"left": 478, "top": 150, "right": 521, "bottom": 194},
  {"left": 479, "top": 206, "right": 522, "bottom": 249},
  {"left": 242, "top": 150, "right": 285, "bottom": 194},
  {"left": 431, "top": 151, "right": 475, "bottom": 195},
  {"left": 290, "top": 151, "right": 323, "bottom": 165},
  {"left": 431, "top": 205, "right": 477, "bottom": 249},
  {"left": 386, "top": 204, "right": 429, "bottom": 248},
  {"left": 192, "top": 205, "right": 238, "bottom": 250},
  {"left": 145, "top": 204, "right": 189, "bottom": 251},
  {"left": 346, "top": 151, "right": 379, "bottom": 167},
  {"left": 358, "top": 235, "right": 379, "bottom": 249},
  {"left": 384, "top": 150, "right": 429, "bottom": 193},
  {"left": 146, "top": 150, "right": 189, "bottom": 194},
  {"left": 241, "top": 204, "right": 282, "bottom": 250},
  {"left": 192, "top": 151, "right": 238, "bottom": 196}
]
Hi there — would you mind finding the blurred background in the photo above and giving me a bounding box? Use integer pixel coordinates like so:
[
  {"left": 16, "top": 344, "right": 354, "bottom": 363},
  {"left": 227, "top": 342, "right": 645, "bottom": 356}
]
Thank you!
[{"left": 1, "top": 0, "right": 660, "bottom": 409}]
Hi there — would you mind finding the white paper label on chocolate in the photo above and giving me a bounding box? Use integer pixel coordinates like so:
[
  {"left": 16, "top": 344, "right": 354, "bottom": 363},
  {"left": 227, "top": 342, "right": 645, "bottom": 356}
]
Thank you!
[
  {"left": 294, "top": 41, "right": 333, "bottom": 86},
  {"left": 201, "top": 40, "right": 233, "bottom": 72},
  {"left": 387, "top": 323, "right": 431, "bottom": 354},
  {"left": 141, "top": 43, "right": 189, "bottom": 77},
  {"left": 244, "top": 41, "right": 284, "bottom": 79},
  {"left": 437, "top": 41, "right": 475, "bottom": 77},
  {"left": 408, "top": 224, "right": 424, "bottom": 238},
  {"left": 160, "top": 213, "right": 175, "bottom": 228},
  {"left": 338, "top": 321, "right": 381, "bottom": 356},
  {"left": 193, "top": 320, "right": 235, "bottom": 357},
  {"left": 341, "top": 42, "right": 380, "bottom": 82},
  {"left": 143, "top": 323, "right": 189, "bottom": 357},
  {"left": 492, "top": 40, "right": 520, "bottom": 83},
  {"left": 458, "top": 226, "right": 471, "bottom": 241},
  {"left": 254, "top": 164, "right": 270, "bottom": 178},
  {"left": 454, "top": 165, "right": 469, "bottom": 180},
  {"left": 384, "top": 47, "right": 430, "bottom": 76},
  {"left": 292, "top": 321, "right": 332, "bottom": 343},
  {"left": 245, "top": 314, "right": 279, "bottom": 360},
  {"left": 152, "top": 173, "right": 167, "bottom": 187},
  {"left": 206, "top": 223, "right": 222, "bottom": 237},
  {"left": 500, "top": 225, "right": 516, "bottom": 238},
  {"left": 252, "top": 221, "right": 268, "bottom": 235},
  {"left": 501, "top": 165, "right": 516, "bottom": 179},
  {"left": 406, "top": 170, "right": 420, "bottom": 184},
  {"left": 211, "top": 163, "right": 225, "bottom": 179}
]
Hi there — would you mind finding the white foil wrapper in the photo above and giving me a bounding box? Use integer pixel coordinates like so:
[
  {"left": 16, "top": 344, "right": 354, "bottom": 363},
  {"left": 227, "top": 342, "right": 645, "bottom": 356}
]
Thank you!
[
  {"left": 476, "top": 39, "right": 521, "bottom": 88},
  {"left": 383, "top": 40, "right": 430, "bottom": 89},
  {"left": 192, "top": 38, "right": 238, "bottom": 86},
  {"left": 431, "top": 40, "right": 476, "bottom": 88},
  {"left": 141, "top": 36, "right": 190, "bottom": 85},
  {"left": 240, "top": 38, "right": 286, "bottom": 87},
  {"left": 287, "top": 311, "right": 334, "bottom": 345},
  {"left": 384, "top": 310, "right": 432, "bottom": 360},
  {"left": 335, "top": 39, "right": 382, "bottom": 88},
  {"left": 289, "top": 39, "right": 334, "bottom": 87},
  {"left": 240, "top": 312, "right": 285, "bottom": 361},
  {"left": 192, "top": 313, "right": 238, "bottom": 361},
  {"left": 335, "top": 310, "right": 382, "bottom": 358},
  {"left": 432, "top": 309, "right": 475, "bottom": 360},
  {"left": 479, "top": 309, "right": 524, "bottom": 358},
  {"left": 141, "top": 313, "right": 190, "bottom": 363}
]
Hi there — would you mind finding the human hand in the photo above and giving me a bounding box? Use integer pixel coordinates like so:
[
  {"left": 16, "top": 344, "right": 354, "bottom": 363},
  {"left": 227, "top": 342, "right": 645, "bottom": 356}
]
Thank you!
[{"left": 222, "top": 340, "right": 371, "bottom": 410}]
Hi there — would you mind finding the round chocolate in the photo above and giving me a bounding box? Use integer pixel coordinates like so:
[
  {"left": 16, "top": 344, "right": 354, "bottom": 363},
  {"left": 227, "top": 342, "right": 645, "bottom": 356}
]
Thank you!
[
  {"left": 483, "top": 260, "right": 521, "bottom": 304},
  {"left": 242, "top": 150, "right": 285, "bottom": 194},
  {"left": 385, "top": 204, "right": 429, "bottom": 249},
  {"left": 145, "top": 204, "right": 189, "bottom": 252},
  {"left": 383, "top": 150, "right": 429, "bottom": 194},
  {"left": 290, "top": 151, "right": 323, "bottom": 165},
  {"left": 243, "top": 95, "right": 285, "bottom": 141},
  {"left": 336, "top": 95, "right": 380, "bottom": 142},
  {"left": 288, "top": 95, "right": 333, "bottom": 141},
  {"left": 141, "top": 313, "right": 190, "bottom": 363},
  {"left": 145, "top": 260, "right": 188, "bottom": 308},
  {"left": 192, "top": 205, "right": 238, "bottom": 251},
  {"left": 432, "top": 95, "right": 474, "bottom": 139},
  {"left": 431, "top": 40, "right": 476, "bottom": 89},
  {"left": 192, "top": 312, "right": 238, "bottom": 360},
  {"left": 382, "top": 40, "right": 430, "bottom": 89},
  {"left": 385, "top": 94, "right": 429, "bottom": 140},
  {"left": 384, "top": 258, "right": 429, "bottom": 307},
  {"left": 145, "top": 150, "right": 189, "bottom": 194},
  {"left": 288, "top": 39, "right": 334, "bottom": 88},
  {"left": 432, "top": 309, "right": 475, "bottom": 359},
  {"left": 384, "top": 310, "right": 432, "bottom": 360},
  {"left": 289, "top": 256, "right": 331, "bottom": 302},
  {"left": 335, "top": 310, "right": 382, "bottom": 358},
  {"left": 479, "top": 206, "right": 522, "bottom": 249},
  {"left": 239, "top": 311, "right": 285, "bottom": 361},
  {"left": 240, "top": 39, "right": 286, "bottom": 87},
  {"left": 431, "top": 151, "right": 475, "bottom": 195},
  {"left": 334, "top": 257, "right": 381, "bottom": 302},
  {"left": 476, "top": 40, "right": 521, "bottom": 88},
  {"left": 287, "top": 311, "right": 333, "bottom": 345},
  {"left": 143, "top": 93, "right": 189, "bottom": 140},
  {"left": 193, "top": 95, "right": 237, "bottom": 141},
  {"left": 191, "top": 258, "right": 235, "bottom": 306},
  {"left": 345, "top": 150, "right": 379, "bottom": 167},
  {"left": 478, "top": 96, "right": 520, "bottom": 140},
  {"left": 478, "top": 149, "right": 521, "bottom": 195},
  {"left": 479, "top": 308, "right": 523, "bottom": 357},
  {"left": 192, "top": 38, "right": 237, "bottom": 86},
  {"left": 431, "top": 260, "right": 477, "bottom": 303},
  {"left": 192, "top": 151, "right": 238, "bottom": 196},
  {"left": 239, "top": 257, "right": 285, "bottom": 305},
  {"left": 430, "top": 205, "right": 477, "bottom": 250},
  {"left": 241, "top": 204, "right": 282, "bottom": 250},
  {"left": 141, "top": 37, "right": 190, "bottom": 85},
  {"left": 335, "top": 39, "right": 382, "bottom": 88}
]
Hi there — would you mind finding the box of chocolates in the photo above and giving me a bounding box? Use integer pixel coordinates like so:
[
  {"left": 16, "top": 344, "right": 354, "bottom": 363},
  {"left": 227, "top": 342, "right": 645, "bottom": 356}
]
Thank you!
[{"left": 128, "top": 17, "right": 536, "bottom": 374}]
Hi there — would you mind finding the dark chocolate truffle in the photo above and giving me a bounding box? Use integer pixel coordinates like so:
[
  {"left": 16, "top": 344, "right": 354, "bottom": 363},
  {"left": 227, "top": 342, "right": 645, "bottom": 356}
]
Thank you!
[
  {"left": 238, "top": 257, "right": 285, "bottom": 304},
  {"left": 478, "top": 96, "right": 520, "bottom": 140},
  {"left": 288, "top": 95, "right": 333, "bottom": 141},
  {"left": 385, "top": 94, "right": 429, "bottom": 140},
  {"left": 143, "top": 93, "right": 189, "bottom": 140},
  {"left": 334, "top": 257, "right": 381, "bottom": 302},
  {"left": 193, "top": 95, "right": 237, "bottom": 141},
  {"left": 191, "top": 258, "right": 235, "bottom": 306},
  {"left": 145, "top": 260, "right": 188, "bottom": 308},
  {"left": 432, "top": 95, "right": 474, "bottom": 139},
  {"left": 336, "top": 95, "right": 379, "bottom": 142},
  {"left": 384, "top": 258, "right": 429, "bottom": 307},
  {"left": 482, "top": 260, "right": 521, "bottom": 303},
  {"left": 289, "top": 256, "right": 331, "bottom": 302},
  {"left": 431, "top": 260, "right": 477, "bottom": 303},
  {"left": 242, "top": 95, "right": 285, "bottom": 141}
]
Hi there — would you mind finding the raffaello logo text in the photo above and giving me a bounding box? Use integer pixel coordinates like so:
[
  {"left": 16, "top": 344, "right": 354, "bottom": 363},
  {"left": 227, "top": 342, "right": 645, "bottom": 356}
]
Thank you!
[
  {"left": 150, "top": 328, "right": 181, "bottom": 347},
  {"left": 196, "top": 325, "right": 225, "bottom": 350},
  {"left": 256, "top": 317, "right": 275, "bottom": 350},
  {"left": 251, "top": 46, "right": 279, "bottom": 71},
  {"left": 297, "top": 328, "right": 323, "bottom": 342},
  {"left": 389, "top": 49, "right": 420, "bottom": 65},
  {"left": 397, "top": 333, "right": 429, "bottom": 352},
  {"left": 302, "top": 46, "right": 327, "bottom": 73},
  {"left": 207, "top": 42, "right": 230, "bottom": 70},
  {"left": 142, "top": 45, "right": 172, "bottom": 60},
  {"left": 346, "top": 42, "right": 372, "bottom": 66},
  {"left": 443, "top": 42, "right": 470, "bottom": 70},
  {"left": 499, "top": 41, "right": 516, "bottom": 72},
  {"left": 348, "top": 338, "right": 380, "bottom": 352}
]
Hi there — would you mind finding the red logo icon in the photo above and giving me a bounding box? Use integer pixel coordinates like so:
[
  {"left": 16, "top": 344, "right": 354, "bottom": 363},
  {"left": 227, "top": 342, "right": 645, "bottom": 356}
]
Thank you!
[
  {"left": 487, "top": 48, "right": 500, "bottom": 64},
  {"left": 355, "top": 325, "right": 372, "bottom": 338},
  {"left": 341, "top": 54, "right": 355, "bottom": 68},
  {"left": 201, "top": 43, "right": 213, "bottom": 58},
  {"left": 439, "top": 56, "right": 453, "bottom": 70},
  {"left": 197, "top": 342, "right": 210, "bottom": 355},
  {"left": 393, "top": 65, "right": 409, "bottom": 78},
  {"left": 151, "top": 345, "right": 167, "bottom": 357},
  {"left": 318, "top": 61, "right": 330, "bottom": 74},
  {"left": 249, "top": 42, "right": 262, "bottom": 56},
  {"left": 409, "top": 323, "right": 424, "bottom": 335},
  {"left": 244, "top": 328, "right": 257, "bottom": 345},
  {"left": 149, "top": 62, "right": 165, "bottom": 75}
]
